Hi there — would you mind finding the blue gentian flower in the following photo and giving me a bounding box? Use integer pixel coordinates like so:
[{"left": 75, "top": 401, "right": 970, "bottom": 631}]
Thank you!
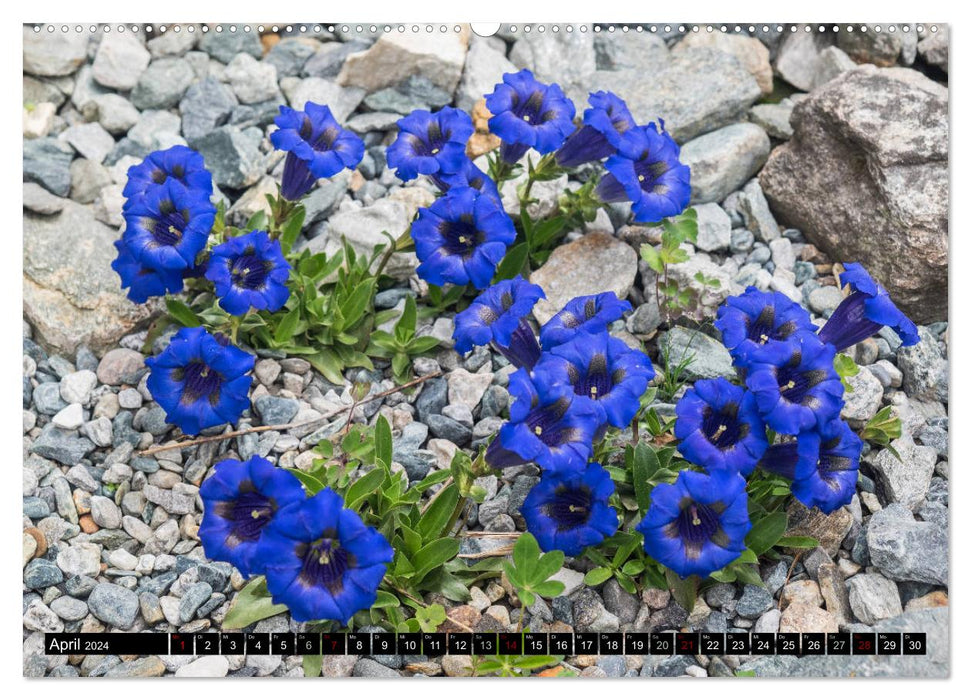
[
  {"left": 485, "top": 69, "right": 576, "bottom": 165},
  {"left": 673, "top": 378, "right": 768, "bottom": 476},
  {"left": 818, "top": 263, "right": 920, "bottom": 351},
  {"left": 434, "top": 159, "right": 502, "bottom": 203},
  {"left": 745, "top": 334, "right": 844, "bottom": 435},
  {"left": 205, "top": 230, "right": 291, "bottom": 316},
  {"left": 758, "top": 419, "right": 862, "bottom": 514},
  {"left": 485, "top": 367, "right": 601, "bottom": 475},
  {"left": 122, "top": 145, "right": 213, "bottom": 208},
  {"left": 198, "top": 455, "right": 306, "bottom": 578},
  {"left": 453, "top": 276, "right": 545, "bottom": 369},
  {"left": 411, "top": 186, "right": 516, "bottom": 289},
  {"left": 258, "top": 487, "right": 393, "bottom": 624},
  {"left": 539, "top": 292, "right": 632, "bottom": 350},
  {"left": 386, "top": 107, "right": 474, "bottom": 182},
  {"left": 271, "top": 102, "right": 365, "bottom": 200},
  {"left": 555, "top": 91, "right": 638, "bottom": 167},
  {"left": 636, "top": 469, "right": 751, "bottom": 579},
  {"left": 715, "top": 287, "right": 818, "bottom": 367},
  {"left": 532, "top": 331, "right": 654, "bottom": 429},
  {"left": 522, "top": 463, "right": 619, "bottom": 556},
  {"left": 145, "top": 327, "right": 254, "bottom": 436},
  {"left": 122, "top": 179, "right": 216, "bottom": 271},
  {"left": 110, "top": 238, "right": 184, "bottom": 303},
  {"left": 595, "top": 122, "right": 691, "bottom": 223}
]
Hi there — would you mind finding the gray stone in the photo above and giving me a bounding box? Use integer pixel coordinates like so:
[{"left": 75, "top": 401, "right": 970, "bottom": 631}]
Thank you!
[
  {"left": 303, "top": 41, "right": 368, "bottom": 78},
  {"left": 179, "top": 78, "right": 238, "bottom": 142},
  {"left": 749, "top": 102, "right": 794, "bottom": 140},
  {"left": 88, "top": 583, "right": 140, "bottom": 629},
  {"left": 681, "top": 123, "right": 770, "bottom": 204},
  {"left": 97, "top": 348, "right": 145, "bottom": 385},
  {"left": 52, "top": 403, "right": 84, "bottom": 430},
  {"left": 813, "top": 46, "right": 858, "bottom": 89},
  {"left": 736, "top": 584, "right": 774, "bottom": 618},
  {"left": 866, "top": 437, "right": 937, "bottom": 511},
  {"left": 338, "top": 29, "right": 469, "bottom": 95},
  {"left": 254, "top": 395, "right": 299, "bottom": 425},
  {"left": 198, "top": 28, "right": 263, "bottom": 64},
  {"left": 774, "top": 31, "right": 835, "bottom": 92},
  {"left": 659, "top": 326, "right": 734, "bottom": 381},
  {"left": 225, "top": 54, "right": 279, "bottom": 104},
  {"left": 131, "top": 57, "right": 195, "bottom": 110},
  {"left": 60, "top": 369, "right": 98, "bottom": 405},
  {"left": 126, "top": 110, "right": 184, "bottom": 152},
  {"left": 306, "top": 199, "right": 417, "bottom": 280},
  {"left": 353, "top": 658, "right": 401, "bottom": 678},
  {"left": 846, "top": 573, "right": 903, "bottom": 625},
  {"left": 24, "top": 600, "right": 63, "bottom": 633},
  {"left": 24, "top": 559, "right": 64, "bottom": 589},
  {"left": 282, "top": 77, "right": 365, "bottom": 122},
  {"left": 570, "top": 47, "right": 762, "bottom": 143},
  {"left": 693, "top": 203, "right": 732, "bottom": 252},
  {"left": 90, "top": 495, "right": 122, "bottom": 529},
  {"left": 572, "top": 588, "right": 620, "bottom": 632},
  {"left": 345, "top": 112, "right": 400, "bottom": 134},
  {"left": 457, "top": 38, "right": 517, "bottom": 111},
  {"left": 838, "top": 29, "right": 903, "bottom": 67},
  {"left": 426, "top": 414, "right": 472, "bottom": 446},
  {"left": 602, "top": 578, "right": 639, "bottom": 624},
  {"left": 23, "top": 182, "right": 67, "bottom": 215},
  {"left": 191, "top": 126, "right": 263, "bottom": 189},
  {"left": 674, "top": 31, "right": 773, "bottom": 95},
  {"left": 59, "top": 123, "right": 115, "bottom": 165},
  {"left": 25, "top": 201, "right": 161, "bottom": 355},
  {"left": 23, "top": 27, "right": 89, "bottom": 77},
  {"left": 808, "top": 286, "right": 844, "bottom": 316},
  {"left": 33, "top": 382, "right": 68, "bottom": 415},
  {"left": 50, "top": 595, "right": 89, "bottom": 622},
  {"left": 896, "top": 328, "right": 947, "bottom": 402},
  {"left": 530, "top": 232, "right": 637, "bottom": 324},
  {"left": 146, "top": 26, "right": 200, "bottom": 58},
  {"left": 867, "top": 503, "right": 948, "bottom": 585},
  {"left": 30, "top": 425, "right": 95, "bottom": 465},
  {"left": 70, "top": 158, "right": 113, "bottom": 203},
  {"left": 510, "top": 29, "right": 595, "bottom": 89},
  {"left": 92, "top": 33, "right": 151, "bottom": 90},
  {"left": 265, "top": 38, "right": 318, "bottom": 77},
  {"left": 840, "top": 366, "right": 884, "bottom": 427},
  {"left": 24, "top": 137, "right": 74, "bottom": 196},
  {"left": 917, "top": 27, "right": 949, "bottom": 73},
  {"left": 760, "top": 66, "right": 948, "bottom": 323},
  {"left": 626, "top": 302, "right": 662, "bottom": 336},
  {"left": 179, "top": 582, "right": 213, "bottom": 622}
]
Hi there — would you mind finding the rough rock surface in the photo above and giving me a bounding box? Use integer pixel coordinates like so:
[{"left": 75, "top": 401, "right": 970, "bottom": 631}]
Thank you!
[{"left": 760, "top": 66, "right": 948, "bottom": 322}]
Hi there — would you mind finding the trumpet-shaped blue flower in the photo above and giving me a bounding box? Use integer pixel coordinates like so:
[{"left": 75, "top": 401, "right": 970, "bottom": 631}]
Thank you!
[
  {"left": 745, "top": 334, "right": 844, "bottom": 435},
  {"left": 674, "top": 378, "right": 768, "bottom": 475},
  {"left": 818, "top": 263, "right": 920, "bottom": 351},
  {"left": 485, "top": 368, "right": 601, "bottom": 475},
  {"left": 758, "top": 420, "right": 862, "bottom": 514},
  {"left": 555, "top": 91, "right": 638, "bottom": 167},
  {"left": 205, "top": 230, "right": 291, "bottom": 316},
  {"left": 386, "top": 107, "right": 474, "bottom": 182},
  {"left": 522, "top": 463, "right": 618, "bottom": 555},
  {"left": 122, "top": 179, "right": 216, "bottom": 271},
  {"left": 636, "top": 469, "right": 751, "bottom": 579},
  {"left": 271, "top": 102, "right": 365, "bottom": 200},
  {"left": 533, "top": 331, "right": 654, "bottom": 429},
  {"left": 198, "top": 455, "right": 306, "bottom": 578},
  {"left": 411, "top": 186, "right": 516, "bottom": 289},
  {"left": 539, "top": 292, "right": 632, "bottom": 350},
  {"left": 258, "top": 487, "right": 393, "bottom": 624},
  {"left": 485, "top": 69, "right": 576, "bottom": 164},
  {"left": 715, "top": 287, "right": 818, "bottom": 367},
  {"left": 145, "top": 327, "right": 254, "bottom": 436},
  {"left": 596, "top": 122, "right": 691, "bottom": 223},
  {"left": 122, "top": 145, "right": 213, "bottom": 207},
  {"left": 453, "top": 276, "right": 544, "bottom": 369},
  {"left": 111, "top": 238, "right": 185, "bottom": 303}
]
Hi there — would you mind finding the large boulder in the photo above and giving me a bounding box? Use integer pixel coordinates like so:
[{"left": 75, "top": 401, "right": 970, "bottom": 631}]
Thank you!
[
  {"left": 759, "top": 66, "right": 948, "bottom": 323},
  {"left": 24, "top": 201, "right": 160, "bottom": 355}
]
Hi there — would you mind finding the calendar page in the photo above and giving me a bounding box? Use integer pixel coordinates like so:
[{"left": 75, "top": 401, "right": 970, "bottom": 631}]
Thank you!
[{"left": 22, "top": 21, "right": 948, "bottom": 680}]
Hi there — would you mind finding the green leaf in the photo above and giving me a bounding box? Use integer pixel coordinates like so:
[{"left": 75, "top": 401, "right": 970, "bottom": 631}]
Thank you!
[
  {"left": 745, "top": 512, "right": 789, "bottom": 555},
  {"left": 494, "top": 242, "right": 530, "bottom": 281},
  {"left": 531, "top": 217, "right": 567, "bottom": 248},
  {"left": 639, "top": 243, "right": 664, "bottom": 274},
  {"left": 665, "top": 569, "right": 697, "bottom": 612},
  {"left": 406, "top": 335, "right": 442, "bottom": 354},
  {"left": 341, "top": 279, "right": 377, "bottom": 329},
  {"left": 621, "top": 559, "right": 645, "bottom": 576},
  {"left": 246, "top": 209, "right": 269, "bottom": 231},
  {"left": 222, "top": 576, "right": 287, "bottom": 629},
  {"left": 374, "top": 414, "right": 393, "bottom": 468},
  {"left": 531, "top": 580, "right": 566, "bottom": 598},
  {"left": 343, "top": 467, "right": 386, "bottom": 511},
  {"left": 280, "top": 205, "right": 306, "bottom": 255},
  {"left": 285, "top": 468, "right": 326, "bottom": 496},
  {"left": 412, "top": 538, "right": 461, "bottom": 582},
  {"left": 274, "top": 306, "right": 301, "bottom": 344},
  {"left": 395, "top": 294, "right": 418, "bottom": 344},
  {"left": 307, "top": 349, "right": 345, "bottom": 385},
  {"left": 512, "top": 532, "right": 541, "bottom": 573},
  {"left": 165, "top": 298, "right": 202, "bottom": 328},
  {"left": 417, "top": 483, "right": 459, "bottom": 540},
  {"left": 583, "top": 567, "right": 614, "bottom": 586},
  {"left": 529, "top": 550, "right": 565, "bottom": 585},
  {"left": 731, "top": 563, "right": 764, "bottom": 587},
  {"left": 302, "top": 654, "right": 322, "bottom": 678},
  {"left": 372, "top": 590, "right": 401, "bottom": 609}
]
